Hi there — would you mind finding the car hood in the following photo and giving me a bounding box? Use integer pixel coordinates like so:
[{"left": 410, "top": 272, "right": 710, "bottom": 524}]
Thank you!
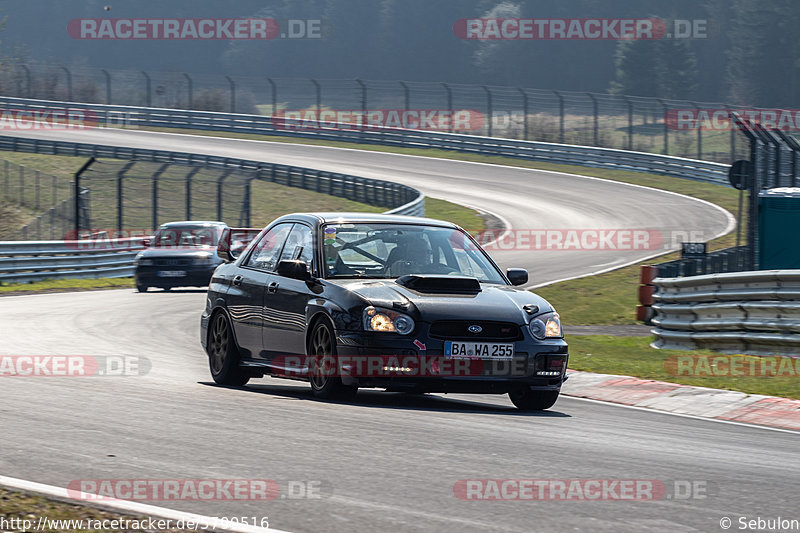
[
  {"left": 327, "top": 277, "right": 553, "bottom": 323},
  {"left": 136, "top": 246, "right": 217, "bottom": 259}
]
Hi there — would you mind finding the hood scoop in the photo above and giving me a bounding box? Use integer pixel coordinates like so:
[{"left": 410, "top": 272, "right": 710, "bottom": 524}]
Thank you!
[{"left": 395, "top": 274, "right": 482, "bottom": 294}]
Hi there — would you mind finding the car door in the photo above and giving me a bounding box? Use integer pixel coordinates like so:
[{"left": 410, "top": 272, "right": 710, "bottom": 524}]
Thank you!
[
  {"left": 262, "top": 223, "right": 317, "bottom": 360},
  {"left": 226, "top": 223, "right": 292, "bottom": 359}
]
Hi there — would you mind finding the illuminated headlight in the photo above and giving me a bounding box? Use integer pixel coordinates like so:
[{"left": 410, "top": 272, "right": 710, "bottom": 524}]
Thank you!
[
  {"left": 363, "top": 306, "right": 415, "bottom": 335},
  {"left": 528, "top": 312, "right": 562, "bottom": 339},
  {"left": 194, "top": 253, "right": 214, "bottom": 265}
]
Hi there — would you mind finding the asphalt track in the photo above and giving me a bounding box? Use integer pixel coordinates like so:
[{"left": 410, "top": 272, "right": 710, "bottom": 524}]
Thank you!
[{"left": 2, "top": 130, "right": 793, "bottom": 533}]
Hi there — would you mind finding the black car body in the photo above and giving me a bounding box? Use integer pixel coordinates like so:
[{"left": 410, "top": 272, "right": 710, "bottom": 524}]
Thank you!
[
  {"left": 134, "top": 221, "right": 228, "bottom": 292},
  {"left": 200, "top": 213, "right": 568, "bottom": 410}
]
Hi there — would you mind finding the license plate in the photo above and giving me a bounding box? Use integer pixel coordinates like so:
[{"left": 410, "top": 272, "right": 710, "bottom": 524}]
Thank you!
[
  {"left": 157, "top": 270, "right": 186, "bottom": 277},
  {"left": 444, "top": 341, "right": 514, "bottom": 359}
]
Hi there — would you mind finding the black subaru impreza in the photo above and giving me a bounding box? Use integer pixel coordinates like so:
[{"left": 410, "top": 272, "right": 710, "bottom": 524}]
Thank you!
[{"left": 200, "top": 213, "right": 568, "bottom": 410}]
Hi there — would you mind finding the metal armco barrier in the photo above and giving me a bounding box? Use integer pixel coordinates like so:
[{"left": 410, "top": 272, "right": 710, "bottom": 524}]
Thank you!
[
  {"left": 0, "top": 135, "right": 426, "bottom": 222},
  {"left": 0, "top": 96, "right": 730, "bottom": 185},
  {"left": 651, "top": 270, "right": 800, "bottom": 356},
  {"left": 0, "top": 238, "right": 143, "bottom": 283}
]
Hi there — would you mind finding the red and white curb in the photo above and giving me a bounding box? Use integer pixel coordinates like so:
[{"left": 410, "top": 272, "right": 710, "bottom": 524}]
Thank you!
[{"left": 562, "top": 371, "right": 800, "bottom": 431}]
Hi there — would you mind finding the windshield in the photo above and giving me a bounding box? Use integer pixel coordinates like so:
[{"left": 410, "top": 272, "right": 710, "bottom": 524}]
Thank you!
[
  {"left": 323, "top": 223, "right": 505, "bottom": 283},
  {"left": 152, "top": 225, "right": 222, "bottom": 248}
]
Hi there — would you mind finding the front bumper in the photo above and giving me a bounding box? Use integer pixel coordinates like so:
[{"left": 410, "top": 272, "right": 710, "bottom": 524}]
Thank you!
[
  {"left": 135, "top": 264, "right": 217, "bottom": 288},
  {"left": 333, "top": 331, "right": 568, "bottom": 394}
]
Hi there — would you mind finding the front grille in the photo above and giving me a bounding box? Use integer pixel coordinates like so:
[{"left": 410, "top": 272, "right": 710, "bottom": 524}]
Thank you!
[
  {"left": 429, "top": 320, "right": 522, "bottom": 341},
  {"left": 154, "top": 258, "right": 192, "bottom": 267}
]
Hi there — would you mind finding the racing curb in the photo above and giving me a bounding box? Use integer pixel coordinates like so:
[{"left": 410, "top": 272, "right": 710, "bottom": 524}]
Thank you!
[{"left": 561, "top": 371, "right": 800, "bottom": 431}]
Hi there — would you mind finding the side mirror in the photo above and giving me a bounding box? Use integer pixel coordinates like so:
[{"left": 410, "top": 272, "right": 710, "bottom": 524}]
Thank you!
[
  {"left": 277, "top": 259, "right": 312, "bottom": 281},
  {"left": 216, "top": 228, "right": 235, "bottom": 262},
  {"left": 506, "top": 268, "right": 529, "bottom": 286},
  {"left": 141, "top": 238, "right": 151, "bottom": 247}
]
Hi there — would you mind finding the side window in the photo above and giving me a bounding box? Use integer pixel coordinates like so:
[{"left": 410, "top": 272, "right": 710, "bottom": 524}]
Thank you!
[
  {"left": 243, "top": 223, "right": 293, "bottom": 271},
  {"left": 279, "top": 224, "right": 314, "bottom": 267}
]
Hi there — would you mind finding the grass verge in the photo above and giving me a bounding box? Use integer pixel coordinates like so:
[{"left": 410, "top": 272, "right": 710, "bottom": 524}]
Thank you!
[
  {"left": 0, "top": 277, "right": 134, "bottom": 295},
  {"left": 0, "top": 487, "right": 193, "bottom": 532},
  {"left": 567, "top": 335, "right": 800, "bottom": 400}
]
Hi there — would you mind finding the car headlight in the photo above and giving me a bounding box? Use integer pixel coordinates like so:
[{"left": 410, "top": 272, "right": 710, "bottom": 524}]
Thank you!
[
  {"left": 363, "top": 306, "right": 415, "bottom": 335},
  {"left": 529, "top": 312, "right": 562, "bottom": 339},
  {"left": 194, "top": 253, "right": 215, "bottom": 265}
]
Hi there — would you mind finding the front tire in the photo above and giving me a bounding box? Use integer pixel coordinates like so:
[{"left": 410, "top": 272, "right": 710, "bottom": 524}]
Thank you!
[
  {"left": 509, "top": 389, "right": 559, "bottom": 411},
  {"left": 308, "top": 320, "right": 357, "bottom": 401},
  {"left": 136, "top": 283, "right": 148, "bottom": 292},
  {"left": 207, "top": 312, "right": 250, "bottom": 386}
]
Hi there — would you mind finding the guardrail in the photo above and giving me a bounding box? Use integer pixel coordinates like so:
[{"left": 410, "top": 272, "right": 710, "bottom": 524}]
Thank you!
[
  {"left": 651, "top": 270, "right": 800, "bottom": 356},
  {"left": 0, "top": 130, "right": 425, "bottom": 282},
  {"left": 0, "top": 134, "right": 425, "bottom": 221},
  {"left": 0, "top": 238, "right": 142, "bottom": 283},
  {"left": 0, "top": 96, "right": 730, "bottom": 185}
]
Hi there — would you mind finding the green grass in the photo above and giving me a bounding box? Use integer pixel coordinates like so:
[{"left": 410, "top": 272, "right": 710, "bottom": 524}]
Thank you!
[
  {"left": 568, "top": 335, "right": 800, "bottom": 400},
  {"left": 425, "top": 197, "right": 486, "bottom": 230},
  {"left": 0, "top": 277, "right": 134, "bottom": 294},
  {"left": 0, "top": 487, "right": 193, "bottom": 532}
]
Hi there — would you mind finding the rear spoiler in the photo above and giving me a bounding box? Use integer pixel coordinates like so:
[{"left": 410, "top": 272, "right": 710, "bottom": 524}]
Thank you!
[{"left": 217, "top": 227, "right": 262, "bottom": 262}]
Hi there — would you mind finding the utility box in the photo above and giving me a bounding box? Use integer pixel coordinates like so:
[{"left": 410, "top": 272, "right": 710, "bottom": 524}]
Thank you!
[{"left": 758, "top": 187, "right": 800, "bottom": 269}]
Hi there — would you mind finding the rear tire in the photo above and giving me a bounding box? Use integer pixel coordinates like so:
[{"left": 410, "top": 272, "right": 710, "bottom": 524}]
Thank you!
[
  {"left": 136, "top": 283, "right": 148, "bottom": 292},
  {"left": 207, "top": 312, "right": 250, "bottom": 386},
  {"left": 308, "top": 319, "right": 357, "bottom": 401},
  {"left": 509, "top": 389, "right": 559, "bottom": 411}
]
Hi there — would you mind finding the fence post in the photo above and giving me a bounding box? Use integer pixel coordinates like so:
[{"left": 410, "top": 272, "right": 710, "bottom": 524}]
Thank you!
[
  {"left": 185, "top": 166, "right": 200, "bottom": 219},
  {"left": 225, "top": 75, "right": 236, "bottom": 112},
  {"left": 217, "top": 169, "right": 235, "bottom": 221},
  {"left": 587, "top": 93, "right": 598, "bottom": 146},
  {"left": 151, "top": 163, "right": 169, "bottom": 230},
  {"left": 52, "top": 174, "right": 57, "bottom": 210},
  {"left": 399, "top": 81, "right": 409, "bottom": 111},
  {"left": 19, "top": 64, "right": 31, "bottom": 97},
  {"left": 61, "top": 67, "right": 73, "bottom": 101},
  {"left": 4, "top": 160, "right": 8, "bottom": 198},
  {"left": 657, "top": 99, "right": 669, "bottom": 155},
  {"left": 117, "top": 160, "right": 135, "bottom": 231},
  {"left": 355, "top": 78, "right": 367, "bottom": 117},
  {"left": 692, "top": 101, "right": 702, "bottom": 159},
  {"left": 517, "top": 88, "right": 529, "bottom": 141},
  {"left": 442, "top": 83, "right": 452, "bottom": 133},
  {"left": 101, "top": 69, "right": 111, "bottom": 104},
  {"left": 553, "top": 91, "right": 565, "bottom": 143},
  {"left": 35, "top": 170, "right": 40, "bottom": 210},
  {"left": 483, "top": 86, "right": 493, "bottom": 137},
  {"left": 311, "top": 79, "right": 321, "bottom": 118},
  {"left": 74, "top": 157, "right": 95, "bottom": 235},
  {"left": 142, "top": 71, "right": 151, "bottom": 107},
  {"left": 19, "top": 166, "right": 24, "bottom": 206},
  {"left": 622, "top": 95, "right": 633, "bottom": 150},
  {"left": 183, "top": 73, "right": 193, "bottom": 109},
  {"left": 267, "top": 77, "right": 277, "bottom": 115}
]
